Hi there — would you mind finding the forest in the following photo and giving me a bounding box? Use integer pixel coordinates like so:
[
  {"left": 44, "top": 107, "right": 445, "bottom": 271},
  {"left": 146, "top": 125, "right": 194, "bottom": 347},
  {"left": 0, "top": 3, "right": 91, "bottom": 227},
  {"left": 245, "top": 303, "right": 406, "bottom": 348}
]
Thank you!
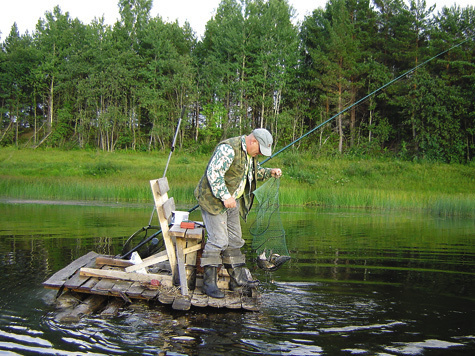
[{"left": 0, "top": 0, "right": 474, "bottom": 163}]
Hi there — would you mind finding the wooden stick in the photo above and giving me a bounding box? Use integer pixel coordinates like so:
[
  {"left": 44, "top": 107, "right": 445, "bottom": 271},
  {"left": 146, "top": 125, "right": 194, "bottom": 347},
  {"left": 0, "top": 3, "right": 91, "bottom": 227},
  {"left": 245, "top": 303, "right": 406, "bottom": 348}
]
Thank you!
[
  {"left": 79, "top": 267, "right": 173, "bottom": 287},
  {"left": 125, "top": 244, "right": 201, "bottom": 273}
]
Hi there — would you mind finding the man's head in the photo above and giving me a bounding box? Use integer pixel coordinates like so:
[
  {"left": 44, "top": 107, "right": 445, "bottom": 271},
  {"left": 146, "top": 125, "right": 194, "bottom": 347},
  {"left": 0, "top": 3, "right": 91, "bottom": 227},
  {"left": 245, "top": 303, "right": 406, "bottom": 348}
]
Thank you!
[{"left": 247, "top": 128, "right": 273, "bottom": 157}]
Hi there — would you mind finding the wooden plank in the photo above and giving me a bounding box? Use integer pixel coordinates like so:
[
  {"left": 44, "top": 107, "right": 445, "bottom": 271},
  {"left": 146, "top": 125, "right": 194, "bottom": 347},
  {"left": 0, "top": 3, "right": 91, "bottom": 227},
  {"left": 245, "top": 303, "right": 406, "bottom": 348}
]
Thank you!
[
  {"left": 96, "top": 256, "right": 134, "bottom": 268},
  {"left": 141, "top": 288, "right": 160, "bottom": 300},
  {"left": 162, "top": 197, "right": 175, "bottom": 221},
  {"left": 91, "top": 278, "right": 116, "bottom": 295},
  {"left": 224, "top": 291, "right": 242, "bottom": 309},
  {"left": 125, "top": 244, "right": 201, "bottom": 273},
  {"left": 150, "top": 179, "right": 177, "bottom": 279},
  {"left": 125, "top": 282, "right": 146, "bottom": 299},
  {"left": 217, "top": 271, "right": 230, "bottom": 290},
  {"left": 63, "top": 270, "right": 89, "bottom": 290},
  {"left": 183, "top": 244, "right": 202, "bottom": 255},
  {"left": 175, "top": 237, "right": 188, "bottom": 296},
  {"left": 185, "top": 240, "right": 200, "bottom": 265},
  {"left": 79, "top": 267, "right": 173, "bottom": 286},
  {"left": 110, "top": 280, "right": 134, "bottom": 296},
  {"left": 156, "top": 177, "right": 169, "bottom": 195},
  {"left": 63, "top": 255, "right": 99, "bottom": 290},
  {"left": 184, "top": 240, "right": 198, "bottom": 291},
  {"left": 43, "top": 251, "right": 99, "bottom": 288},
  {"left": 172, "top": 295, "right": 192, "bottom": 311},
  {"left": 142, "top": 249, "right": 167, "bottom": 263},
  {"left": 100, "top": 298, "right": 124, "bottom": 318},
  {"left": 169, "top": 225, "right": 204, "bottom": 240},
  {"left": 125, "top": 255, "right": 168, "bottom": 273},
  {"left": 77, "top": 276, "right": 100, "bottom": 293},
  {"left": 124, "top": 250, "right": 168, "bottom": 273},
  {"left": 190, "top": 288, "right": 208, "bottom": 308}
]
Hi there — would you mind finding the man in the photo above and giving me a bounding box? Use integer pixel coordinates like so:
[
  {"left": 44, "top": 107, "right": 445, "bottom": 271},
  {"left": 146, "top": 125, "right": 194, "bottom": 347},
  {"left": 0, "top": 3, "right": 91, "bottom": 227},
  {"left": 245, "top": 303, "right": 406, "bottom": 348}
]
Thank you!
[{"left": 194, "top": 128, "right": 282, "bottom": 298}]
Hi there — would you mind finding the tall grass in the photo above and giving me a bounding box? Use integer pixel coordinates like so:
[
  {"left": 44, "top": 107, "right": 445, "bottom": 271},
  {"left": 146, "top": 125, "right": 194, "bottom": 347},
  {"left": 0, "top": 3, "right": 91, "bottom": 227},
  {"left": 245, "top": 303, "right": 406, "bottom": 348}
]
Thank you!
[{"left": 1, "top": 147, "right": 474, "bottom": 216}]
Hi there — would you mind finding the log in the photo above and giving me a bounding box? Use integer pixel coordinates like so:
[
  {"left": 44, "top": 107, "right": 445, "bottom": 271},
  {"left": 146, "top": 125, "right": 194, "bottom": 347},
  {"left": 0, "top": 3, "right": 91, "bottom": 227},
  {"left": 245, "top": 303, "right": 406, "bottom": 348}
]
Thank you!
[
  {"left": 172, "top": 295, "right": 192, "bottom": 311},
  {"left": 101, "top": 298, "right": 124, "bottom": 318},
  {"left": 190, "top": 289, "right": 208, "bottom": 308},
  {"left": 224, "top": 291, "right": 242, "bottom": 309},
  {"left": 207, "top": 295, "right": 227, "bottom": 308},
  {"left": 55, "top": 291, "right": 81, "bottom": 310},
  {"left": 242, "top": 293, "right": 260, "bottom": 312},
  {"left": 56, "top": 294, "right": 107, "bottom": 323}
]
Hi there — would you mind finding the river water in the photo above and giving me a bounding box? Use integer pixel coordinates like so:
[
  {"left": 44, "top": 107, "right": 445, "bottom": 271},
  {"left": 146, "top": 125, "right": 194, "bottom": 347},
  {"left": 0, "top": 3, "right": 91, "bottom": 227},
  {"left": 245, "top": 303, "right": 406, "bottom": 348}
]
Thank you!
[{"left": 0, "top": 201, "right": 473, "bottom": 355}]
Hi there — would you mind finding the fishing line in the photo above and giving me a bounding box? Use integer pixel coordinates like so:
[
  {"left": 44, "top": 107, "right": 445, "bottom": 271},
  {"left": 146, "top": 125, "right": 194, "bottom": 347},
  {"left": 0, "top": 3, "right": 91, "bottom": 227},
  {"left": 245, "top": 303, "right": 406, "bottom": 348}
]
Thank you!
[{"left": 262, "top": 35, "right": 474, "bottom": 164}]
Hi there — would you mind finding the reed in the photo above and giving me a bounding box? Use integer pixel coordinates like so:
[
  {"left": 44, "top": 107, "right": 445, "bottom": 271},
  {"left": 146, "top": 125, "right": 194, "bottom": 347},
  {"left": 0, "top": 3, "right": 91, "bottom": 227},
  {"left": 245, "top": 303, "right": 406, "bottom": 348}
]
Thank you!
[{"left": 0, "top": 147, "right": 473, "bottom": 216}]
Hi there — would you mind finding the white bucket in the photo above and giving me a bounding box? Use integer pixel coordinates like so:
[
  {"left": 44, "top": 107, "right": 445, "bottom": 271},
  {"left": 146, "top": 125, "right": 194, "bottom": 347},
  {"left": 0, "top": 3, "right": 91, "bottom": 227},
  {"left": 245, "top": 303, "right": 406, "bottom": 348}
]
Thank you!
[{"left": 171, "top": 211, "right": 189, "bottom": 224}]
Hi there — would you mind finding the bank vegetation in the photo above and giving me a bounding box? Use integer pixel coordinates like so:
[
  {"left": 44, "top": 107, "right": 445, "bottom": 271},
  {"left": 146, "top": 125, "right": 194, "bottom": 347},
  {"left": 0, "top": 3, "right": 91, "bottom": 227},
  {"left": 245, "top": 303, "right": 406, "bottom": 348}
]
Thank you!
[
  {"left": 1, "top": 0, "right": 474, "bottom": 164},
  {"left": 1, "top": 147, "right": 473, "bottom": 216}
]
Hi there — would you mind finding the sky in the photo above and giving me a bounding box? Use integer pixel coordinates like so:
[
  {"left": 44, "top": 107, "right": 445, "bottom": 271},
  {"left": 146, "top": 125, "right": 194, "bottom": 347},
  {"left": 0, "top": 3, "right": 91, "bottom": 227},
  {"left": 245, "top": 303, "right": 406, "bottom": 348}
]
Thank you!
[{"left": 0, "top": 0, "right": 472, "bottom": 41}]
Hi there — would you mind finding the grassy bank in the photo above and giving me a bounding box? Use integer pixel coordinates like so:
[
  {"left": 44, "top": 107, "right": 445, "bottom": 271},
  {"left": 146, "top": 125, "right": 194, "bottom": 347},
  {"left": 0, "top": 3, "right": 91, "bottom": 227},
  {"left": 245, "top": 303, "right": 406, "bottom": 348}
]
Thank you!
[{"left": 1, "top": 147, "right": 474, "bottom": 216}]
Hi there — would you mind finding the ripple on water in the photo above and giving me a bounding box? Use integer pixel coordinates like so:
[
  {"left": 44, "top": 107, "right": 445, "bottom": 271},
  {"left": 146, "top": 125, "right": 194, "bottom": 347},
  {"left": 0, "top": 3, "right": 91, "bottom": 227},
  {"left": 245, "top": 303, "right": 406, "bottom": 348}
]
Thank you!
[{"left": 384, "top": 339, "right": 465, "bottom": 354}]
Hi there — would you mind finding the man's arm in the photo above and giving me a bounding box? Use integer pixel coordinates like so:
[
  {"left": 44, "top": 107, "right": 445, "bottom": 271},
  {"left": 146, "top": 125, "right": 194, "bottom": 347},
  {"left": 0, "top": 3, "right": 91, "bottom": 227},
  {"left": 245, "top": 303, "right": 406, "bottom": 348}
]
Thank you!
[
  {"left": 256, "top": 163, "right": 282, "bottom": 180},
  {"left": 206, "top": 144, "right": 234, "bottom": 201}
]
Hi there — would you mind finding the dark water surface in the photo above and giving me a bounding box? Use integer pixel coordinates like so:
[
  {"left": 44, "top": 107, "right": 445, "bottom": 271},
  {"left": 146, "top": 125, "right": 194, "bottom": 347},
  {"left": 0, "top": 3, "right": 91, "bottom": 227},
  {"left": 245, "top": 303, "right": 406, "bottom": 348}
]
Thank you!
[{"left": 0, "top": 201, "right": 473, "bottom": 355}]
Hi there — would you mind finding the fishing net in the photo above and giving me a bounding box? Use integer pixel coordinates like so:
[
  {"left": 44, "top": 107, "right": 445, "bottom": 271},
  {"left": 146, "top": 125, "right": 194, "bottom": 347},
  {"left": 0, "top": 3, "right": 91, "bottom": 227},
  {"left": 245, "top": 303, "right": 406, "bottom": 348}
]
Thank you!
[{"left": 250, "top": 177, "right": 290, "bottom": 259}]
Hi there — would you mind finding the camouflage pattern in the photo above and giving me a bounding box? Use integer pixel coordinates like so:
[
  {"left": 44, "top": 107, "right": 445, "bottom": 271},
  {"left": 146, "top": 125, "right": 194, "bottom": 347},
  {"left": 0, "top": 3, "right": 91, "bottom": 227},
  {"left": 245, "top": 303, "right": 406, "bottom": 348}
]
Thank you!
[
  {"left": 194, "top": 135, "right": 272, "bottom": 219},
  {"left": 207, "top": 136, "right": 270, "bottom": 200}
]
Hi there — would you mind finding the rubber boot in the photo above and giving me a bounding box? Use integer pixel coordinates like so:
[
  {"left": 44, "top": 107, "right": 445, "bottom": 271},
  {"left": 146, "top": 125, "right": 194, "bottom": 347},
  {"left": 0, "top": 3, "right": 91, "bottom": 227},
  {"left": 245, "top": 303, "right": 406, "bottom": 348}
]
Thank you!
[
  {"left": 202, "top": 265, "right": 225, "bottom": 298},
  {"left": 225, "top": 264, "right": 259, "bottom": 292}
]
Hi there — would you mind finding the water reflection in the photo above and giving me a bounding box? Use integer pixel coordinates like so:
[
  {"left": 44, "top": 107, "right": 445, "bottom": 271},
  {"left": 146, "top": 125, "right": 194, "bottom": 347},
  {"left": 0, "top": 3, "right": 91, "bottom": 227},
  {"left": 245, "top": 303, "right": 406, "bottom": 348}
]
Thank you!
[{"left": 0, "top": 202, "right": 474, "bottom": 355}]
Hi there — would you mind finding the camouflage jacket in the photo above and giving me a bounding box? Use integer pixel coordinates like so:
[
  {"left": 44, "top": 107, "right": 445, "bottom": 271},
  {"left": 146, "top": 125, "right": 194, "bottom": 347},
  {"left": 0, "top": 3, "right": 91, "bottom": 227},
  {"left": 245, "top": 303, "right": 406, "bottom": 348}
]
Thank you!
[{"left": 194, "top": 136, "right": 271, "bottom": 219}]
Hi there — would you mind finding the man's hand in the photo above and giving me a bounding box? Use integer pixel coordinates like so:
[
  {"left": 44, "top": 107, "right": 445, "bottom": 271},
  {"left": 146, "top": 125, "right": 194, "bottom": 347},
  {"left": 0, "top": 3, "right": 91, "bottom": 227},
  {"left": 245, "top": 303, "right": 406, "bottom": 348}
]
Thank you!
[
  {"left": 271, "top": 168, "right": 282, "bottom": 178},
  {"left": 223, "top": 196, "right": 237, "bottom": 209}
]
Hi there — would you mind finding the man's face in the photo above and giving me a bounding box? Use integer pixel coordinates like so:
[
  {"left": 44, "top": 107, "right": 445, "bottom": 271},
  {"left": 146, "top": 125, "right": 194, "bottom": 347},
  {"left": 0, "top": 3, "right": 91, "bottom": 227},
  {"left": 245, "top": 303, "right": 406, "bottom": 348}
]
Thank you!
[{"left": 247, "top": 136, "right": 262, "bottom": 157}]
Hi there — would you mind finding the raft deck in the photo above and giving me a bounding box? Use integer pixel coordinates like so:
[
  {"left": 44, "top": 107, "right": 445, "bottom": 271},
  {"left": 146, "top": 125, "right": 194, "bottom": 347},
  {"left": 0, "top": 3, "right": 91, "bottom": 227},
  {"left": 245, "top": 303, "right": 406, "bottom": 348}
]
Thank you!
[
  {"left": 43, "top": 177, "right": 260, "bottom": 317},
  {"left": 43, "top": 251, "right": 260, "bottom": 314}
]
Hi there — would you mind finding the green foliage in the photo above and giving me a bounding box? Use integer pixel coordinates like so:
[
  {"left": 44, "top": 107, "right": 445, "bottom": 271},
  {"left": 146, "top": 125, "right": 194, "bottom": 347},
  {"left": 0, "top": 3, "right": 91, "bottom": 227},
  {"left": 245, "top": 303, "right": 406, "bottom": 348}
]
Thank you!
[
  {"left": 0, "top": 0, "right": 474, "bottom": 164},
  {"left": 83, "top": 161, "right": 121, "bottom": 177},
  {"left": 1, "top": 148, "right": 473, "bottom": 217}
]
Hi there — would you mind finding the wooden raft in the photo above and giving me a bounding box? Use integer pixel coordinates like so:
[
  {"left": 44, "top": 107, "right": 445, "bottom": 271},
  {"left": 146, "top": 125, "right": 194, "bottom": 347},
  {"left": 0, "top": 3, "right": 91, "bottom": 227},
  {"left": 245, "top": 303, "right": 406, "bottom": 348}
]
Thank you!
[{"left": 43, "top": 177, "right": 260, "bottom": 316}]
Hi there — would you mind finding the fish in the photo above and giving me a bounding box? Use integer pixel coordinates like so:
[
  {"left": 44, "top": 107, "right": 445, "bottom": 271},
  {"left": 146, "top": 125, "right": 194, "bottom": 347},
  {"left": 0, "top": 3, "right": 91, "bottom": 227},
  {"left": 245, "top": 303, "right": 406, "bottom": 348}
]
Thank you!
[{"left": 256, "top": 251, "right": 291, "bottom": 272}]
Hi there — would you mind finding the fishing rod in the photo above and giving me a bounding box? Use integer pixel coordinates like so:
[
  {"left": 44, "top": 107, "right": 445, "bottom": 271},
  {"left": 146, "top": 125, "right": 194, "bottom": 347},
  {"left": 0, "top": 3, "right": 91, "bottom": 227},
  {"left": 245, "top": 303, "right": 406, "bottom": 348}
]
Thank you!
[
  {"left": 163, "top": 106, "right": 185, "bottom": 178},
  {"left": 262, "top": 35, "right": 474, "bottom": 165},
  {"left": 120, "top": 106, "right": 186, "bottom": 259}
]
